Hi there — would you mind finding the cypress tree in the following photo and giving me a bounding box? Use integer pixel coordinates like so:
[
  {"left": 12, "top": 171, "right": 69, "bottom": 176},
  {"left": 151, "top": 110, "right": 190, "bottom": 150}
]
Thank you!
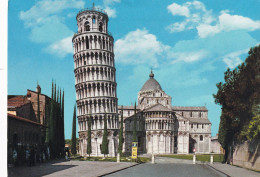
[
  {"left": 51, "top": 80, "right": 54, "bottom": 99},
  {"left": 37, "top": 83, "right": 40, "bottom": 123},
  {"left": 101, "top": 113, "right": 108, "bottom": 157},
  {"left": 71, "top": 105, "right": 77, "bottom": 156},
  {"left": 45, "top": 100, "right": 50, "bottom": 145},
  {"left": 61, "top": 89, "right": 65, "bottom": 156},
  {"left": 52, "top": 85, "right": 58, "bottom": 158},
  {"left": 57, "top": 88, "right": 61, "bottom": 156},
  {"left": 132, "top": 102, "right": 137, "bottom": 142},
  {"left": 87, "top": 116, "right": 92, "bottom": 157},
  {"left": 49, "top": 99, "right": 54, "bottom": 158},
  {"left": 54, "top": 82, "right": 56, "bottom": 102},
  {"left": 118, "top": 106, "right": 123, "bottom": 156}
]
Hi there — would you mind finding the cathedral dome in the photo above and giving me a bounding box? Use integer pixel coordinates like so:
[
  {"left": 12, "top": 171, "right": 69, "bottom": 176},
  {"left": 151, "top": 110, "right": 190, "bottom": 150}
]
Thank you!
[{"left": 140, "top": 70, "right": 162, "bottom": 92}]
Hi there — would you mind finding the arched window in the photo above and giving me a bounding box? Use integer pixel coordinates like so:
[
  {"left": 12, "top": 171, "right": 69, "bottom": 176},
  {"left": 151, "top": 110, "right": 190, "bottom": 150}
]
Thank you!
[
  {"left": 84, "top": 21, "right": 90, "bottom": 31},
  {"left": 200, "top": 135, "right": 203, "bottom": 141},
  {"left": 99, "top": 22, "right": 103, "bottom": 32}
]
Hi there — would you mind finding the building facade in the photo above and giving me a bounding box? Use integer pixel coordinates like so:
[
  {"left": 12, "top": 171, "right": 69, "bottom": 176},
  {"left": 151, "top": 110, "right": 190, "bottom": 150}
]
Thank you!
[
  {"left": 73, "top": 6, "right": 211, "bottom": 157},
  {"left": 122, "top": 71, "right": 211, "bottom": 155},
  {"left": 73, "top": 6, "right": 118, "bottom": 157}
]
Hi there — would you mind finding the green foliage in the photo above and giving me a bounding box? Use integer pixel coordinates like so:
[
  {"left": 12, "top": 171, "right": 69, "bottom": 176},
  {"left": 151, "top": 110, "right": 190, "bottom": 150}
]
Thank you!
[
  {"left": 45, "top": 100, "right": 50, "bottom": 144},
  {"left": 132, "top": 102, "right": 137, "bottom": 142},
  {"left": 70, "top": 156, "right": 151, "bottom": 163},
  {"left": 101, "top": 113, "right": 109, "bottom": 156},
  {"left": 241, "top": 114, "right": 260, "bottom": 141},
  {"left": 214, "top": 44, "right": 260, "bottom": 161},
  {"left": 71, "top": 105, "right": 77, "bottom": 156},
  {"left": 61, "top": 90, "right": 65, "bottom": 154},
  {"left": 160, "top": 154, "right": 224, "bottom": 163},
  {"left": 118, "top": 106, "right": 124, "bottom": 156},
  {"left": 87, "top": 117, "right": 92, "bottom": 157},
  {"left": 37, "top": 87, "right": 40, "bottom": 123}
]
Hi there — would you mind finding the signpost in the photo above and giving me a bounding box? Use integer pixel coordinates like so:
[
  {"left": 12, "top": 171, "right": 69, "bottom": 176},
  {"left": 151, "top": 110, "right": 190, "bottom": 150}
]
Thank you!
[{"left": 132, "top": 142, "right": 138, "bottom": 161}]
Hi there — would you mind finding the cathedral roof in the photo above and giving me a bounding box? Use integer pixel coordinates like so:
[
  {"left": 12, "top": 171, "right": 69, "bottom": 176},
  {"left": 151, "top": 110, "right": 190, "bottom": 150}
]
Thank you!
[
  {"left": 172, "top": 106, "right": 207, "bottom": 111},
  {"left": 144, "top": 103, "right": 172, "bottom": 112},
  {"left": 140, "top": 70, "right": 162, "bottom": 92}
]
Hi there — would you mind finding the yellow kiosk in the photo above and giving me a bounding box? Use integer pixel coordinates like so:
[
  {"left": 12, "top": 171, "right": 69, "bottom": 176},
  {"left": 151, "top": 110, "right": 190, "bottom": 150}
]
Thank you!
[{"left": 131, "top": 142, "right": 138, "bottom": 160}]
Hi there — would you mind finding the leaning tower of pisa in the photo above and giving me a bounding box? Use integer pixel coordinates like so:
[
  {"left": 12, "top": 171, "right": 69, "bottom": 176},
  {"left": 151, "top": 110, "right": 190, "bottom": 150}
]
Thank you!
[{"left": 72, "top": 5, "right": 118, "bottom": 157}]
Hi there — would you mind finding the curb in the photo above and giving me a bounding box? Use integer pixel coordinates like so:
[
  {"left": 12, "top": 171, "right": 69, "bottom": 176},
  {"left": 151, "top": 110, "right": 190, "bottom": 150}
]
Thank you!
[
  {"left": 206, "top": 164, "right": 231, "bottom": 177},
  {"left": 98, "top": 163, "right": 140, "bottom": 177}
]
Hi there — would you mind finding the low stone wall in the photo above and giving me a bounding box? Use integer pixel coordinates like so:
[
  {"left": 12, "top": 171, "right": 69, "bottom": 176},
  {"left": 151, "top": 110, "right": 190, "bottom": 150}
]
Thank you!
[{"left": 233, "top": 140, "right": 260, "bottom": 171}]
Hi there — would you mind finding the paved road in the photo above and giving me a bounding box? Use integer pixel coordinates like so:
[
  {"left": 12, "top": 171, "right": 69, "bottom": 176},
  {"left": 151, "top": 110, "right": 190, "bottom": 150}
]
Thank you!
[
  {"left": 8, "top": 160, "right": 136, "bottom": 177},
  {"left": 105, "top": 163, "right": 225, "bottom": 177},
  {"left": 105, "top": 157, "right": 226, "bottom": 177}
]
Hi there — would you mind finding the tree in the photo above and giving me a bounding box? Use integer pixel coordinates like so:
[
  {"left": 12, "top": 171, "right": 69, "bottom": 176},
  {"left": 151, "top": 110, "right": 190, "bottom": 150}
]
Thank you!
[
  {"left": 71, "top": 105, "right": 77, "bottom": 156},
  {"left": 118, "top": 106, "right": 124, "bottom": 156},
  {"left": 45, "top": 100, "right": 50, "bottom": 145},
  {"left": 37, "top": 83, "right": 40, "bottom": 123},
  {"left": 61, "top": 90, "right": 65, "bottom": 155},
  {"left": 132, "top": 102, "right": 137, "bottom": 142},
  {"left": 87, "top": 116, "right": 92, "bottom": 157},
  {"left": 101, "top": 113, "right": 108, "bottom": 157},
  {"left": 214, "top": 44, "right": 260, "bottom": 162}
]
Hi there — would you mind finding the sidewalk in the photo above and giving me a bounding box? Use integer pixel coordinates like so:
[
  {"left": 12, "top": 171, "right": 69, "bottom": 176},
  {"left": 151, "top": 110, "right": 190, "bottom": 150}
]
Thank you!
[
  {"left": 207, "top": 163, "right": 260, "bottom": 177},
  {"left": 8, "top": 160, "right": 137, "bottom": 177}
]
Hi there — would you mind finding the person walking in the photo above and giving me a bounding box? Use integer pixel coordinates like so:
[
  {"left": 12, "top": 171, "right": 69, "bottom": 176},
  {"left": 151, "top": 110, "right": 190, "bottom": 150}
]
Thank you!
[{"left": 26, "top": 147, "right": 30, "bottom": 166}]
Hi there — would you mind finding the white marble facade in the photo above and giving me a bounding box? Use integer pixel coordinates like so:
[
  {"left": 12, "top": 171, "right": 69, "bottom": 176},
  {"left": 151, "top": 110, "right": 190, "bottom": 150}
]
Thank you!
[
  {"left": 73, "top": 7, "right": 118, "bottom": 157},
  {"left": 122, "top": 71, "right": 211, "bottom": 155}
]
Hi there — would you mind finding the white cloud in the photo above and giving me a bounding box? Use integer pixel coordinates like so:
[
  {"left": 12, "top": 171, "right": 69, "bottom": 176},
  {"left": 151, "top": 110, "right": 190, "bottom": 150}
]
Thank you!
[
  {"left": 167, "top": 3, "right": 190, "bottom": 17},
  {"left": 169, "top": 50, "right": 209, "bottom": 63},
  {"left": 45, "top": 36, "right": 73, "bottom": 58},
  {"left": 20, "top": 0, "right": 84, "bottom": 27},
  {"left": 166, "top": 1, "right": 214, "bottom": 33},
  {"left": 104, "top": 7, "right": 117, "bottom": 18},
  {"left": 197, "top": 12, "right": 260, "bottom": 38},
  {"left": 115, "top": 29, "right": 170, "bottom": 67},
  {"left": 219, "top": 13, "right": 260, "bottom": 31},
  {"left": 196, "top": 24, "right": 221, "bottom": 38},
  {"left": 100, "top": 0, "right": 120, "bottom": 18},
  {"left": 166, "top": 22, "right": 187, "bottom": 33},
  {"left": 19, "top": 0, "right": 84, "bottom": 57},
  {"left": 166, "top": 1, "right": 260, "bottom": 38},
  {"left": 222, "top": 49, "right": 248, "bottom": 68}
]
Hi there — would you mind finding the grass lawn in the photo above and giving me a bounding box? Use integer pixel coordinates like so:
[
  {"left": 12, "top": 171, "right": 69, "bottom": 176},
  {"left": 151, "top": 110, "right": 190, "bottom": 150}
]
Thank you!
[
  {"left": 70, "top": 155, "right": 150, "bottom": 163},
  {"left": 159, "top": 154, "right": 225, "bottom": 163}
]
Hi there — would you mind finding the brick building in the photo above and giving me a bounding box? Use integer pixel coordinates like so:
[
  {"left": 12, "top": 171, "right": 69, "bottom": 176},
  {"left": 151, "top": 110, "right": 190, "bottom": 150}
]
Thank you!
[{"left": 7, "top": 85, "right": 51, "bottom": 165}]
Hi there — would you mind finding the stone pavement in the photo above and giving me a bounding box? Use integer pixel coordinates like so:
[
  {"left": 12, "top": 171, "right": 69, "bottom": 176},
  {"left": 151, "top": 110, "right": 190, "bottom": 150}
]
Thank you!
[
  {"left": 207, "top": 163, "right": 260, "bottom": 177},
  {"left": 8, "top": 160, "right": 137, "bottom": 177}
]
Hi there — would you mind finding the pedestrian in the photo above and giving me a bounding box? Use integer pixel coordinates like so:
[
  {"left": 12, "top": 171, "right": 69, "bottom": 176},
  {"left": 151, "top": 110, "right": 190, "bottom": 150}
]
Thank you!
[
  {"left": 26, "top": 147, "right": 30, "bottom": 166},
  {"left": 12, "top": 149, "right": 17, "bottom": 166}
]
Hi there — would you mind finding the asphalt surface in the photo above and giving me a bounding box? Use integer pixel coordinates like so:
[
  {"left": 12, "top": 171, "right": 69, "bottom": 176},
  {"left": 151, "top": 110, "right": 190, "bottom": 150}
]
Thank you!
[{"left": 105, "top": 163, "right": 226, "bottom": 177}]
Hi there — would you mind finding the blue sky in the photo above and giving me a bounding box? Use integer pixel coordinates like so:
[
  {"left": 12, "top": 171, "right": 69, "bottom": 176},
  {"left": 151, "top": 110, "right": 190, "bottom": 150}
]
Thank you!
[{"left": 8, "top": 0, "right": 260, "bottom": 139}]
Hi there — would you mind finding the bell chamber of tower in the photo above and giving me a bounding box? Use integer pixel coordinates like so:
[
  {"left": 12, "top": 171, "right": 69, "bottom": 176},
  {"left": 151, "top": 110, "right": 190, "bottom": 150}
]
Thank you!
[{"left": 72, "top": 6, "right": 118, "bottom": 157}]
